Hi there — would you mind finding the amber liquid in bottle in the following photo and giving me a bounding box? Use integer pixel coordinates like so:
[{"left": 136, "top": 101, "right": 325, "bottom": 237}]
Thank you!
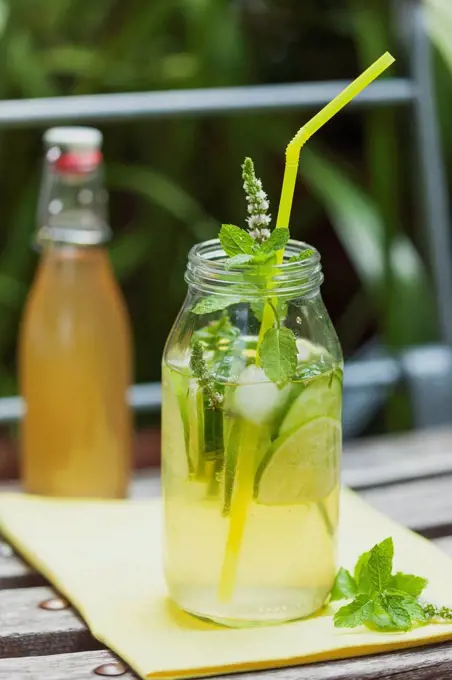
[{"left": 19, "top": 127, "right": 132, "bottom": 497}]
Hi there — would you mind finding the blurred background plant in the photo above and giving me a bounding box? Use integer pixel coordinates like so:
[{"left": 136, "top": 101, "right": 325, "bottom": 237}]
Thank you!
[{"left": 0, "top": 0, "right": 450, "bottom": 432}]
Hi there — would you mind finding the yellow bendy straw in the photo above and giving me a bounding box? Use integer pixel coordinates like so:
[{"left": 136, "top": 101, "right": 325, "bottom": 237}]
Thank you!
[
  {"left": 275, "top": 51, "right": 395, "bottom": 252},
  {"left": 218, "top": 51, "right": 395, "bottom": 605}
]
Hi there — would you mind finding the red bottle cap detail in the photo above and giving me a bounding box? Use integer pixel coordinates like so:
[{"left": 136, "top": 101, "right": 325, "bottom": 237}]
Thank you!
[{"left": 51, "top": 149, "right": 103, "bottom": 174}]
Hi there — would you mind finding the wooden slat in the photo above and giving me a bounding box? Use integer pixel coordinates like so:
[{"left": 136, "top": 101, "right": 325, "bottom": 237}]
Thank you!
[
  {"left": 0, "top": 650, "right": 135, "bottom": 680},
  {"left": 2, "top": 642, "right": 452, "bottom": 680},
  {"left": 220, "top": 643, "right": 452, "bottom": 680},
  {"left": 2, "top": 426, "right": 452, "bottom": 503},
  {"left": 0, "top": 541, "right": 45, "bottom": 590},
  {"left": 342, "top": 427, "right": 452, "bottom": 489},
  {"left": 432, "top": 536, "right": 452, "bottom": 557},
  {"left": 0, "top": 429, "right": 450, "bottom": 679},
  {"left": 129, "top": 468, "right": 452, "bottom": 538},
  {"left": 360, "top": 475, "right": 452, "bottom": 537},
  {"left": 130, "top": 429, "right": 452, "bottom": 497},
  {"left": 0, "top": 586, "right": 100, "bottom": 657}
]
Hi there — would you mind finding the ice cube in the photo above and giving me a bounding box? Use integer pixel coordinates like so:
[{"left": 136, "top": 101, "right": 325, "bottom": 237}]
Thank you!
[
  {"left": 296, "top": 338, "right": 325, "bottom": 362},
  {"left": 234, "top": 365, "right": 282, "bottom": 425}
]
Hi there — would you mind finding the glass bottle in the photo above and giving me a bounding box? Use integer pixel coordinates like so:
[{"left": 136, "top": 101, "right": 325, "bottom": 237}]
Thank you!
[
  {"left": 162, "top": 238, "right": 343, "bottom": 626},
  {"left": 19, "top": 127, "right": 132, "bottom": 498}
]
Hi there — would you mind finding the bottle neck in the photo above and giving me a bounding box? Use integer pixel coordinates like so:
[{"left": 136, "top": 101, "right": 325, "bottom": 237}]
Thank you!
[
  {"left": 36, "top": 144, "right": 111, "bottom": 249},
  {"left": 185, "top": 239, "right": 323, "bottom": 299}
]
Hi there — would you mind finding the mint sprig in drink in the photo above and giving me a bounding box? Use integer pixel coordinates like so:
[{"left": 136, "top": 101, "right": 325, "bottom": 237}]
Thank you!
[{"left": 162, "top": 53, "right": 394, "bottom": 626}]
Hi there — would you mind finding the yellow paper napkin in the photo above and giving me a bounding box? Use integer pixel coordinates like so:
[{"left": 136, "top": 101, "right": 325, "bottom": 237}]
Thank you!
[{"left": 0, "top": 489, "right": 451, "bottom": 679}]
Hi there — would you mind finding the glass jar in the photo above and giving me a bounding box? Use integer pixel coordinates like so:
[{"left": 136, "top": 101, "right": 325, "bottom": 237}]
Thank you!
[{"left": 162, "top": 238, "right": 342, "bottom": 627}]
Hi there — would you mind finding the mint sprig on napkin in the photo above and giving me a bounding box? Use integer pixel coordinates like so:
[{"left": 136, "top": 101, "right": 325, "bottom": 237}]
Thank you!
[{"left": 332, "top": 537, "right": 452, "bottom": 631}]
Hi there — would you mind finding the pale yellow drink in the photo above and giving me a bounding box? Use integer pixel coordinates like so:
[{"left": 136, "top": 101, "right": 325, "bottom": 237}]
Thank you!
[{"left": 162, "top": 341, "right": 341, "bottom": 626}]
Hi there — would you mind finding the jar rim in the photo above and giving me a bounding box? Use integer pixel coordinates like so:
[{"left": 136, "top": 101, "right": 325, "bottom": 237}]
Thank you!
[
  {"left": 185, "top": 238, "right": 323, "bottom": 298},
  {"left": 189, "top": 238, "right": 319, "bottom": 269}
]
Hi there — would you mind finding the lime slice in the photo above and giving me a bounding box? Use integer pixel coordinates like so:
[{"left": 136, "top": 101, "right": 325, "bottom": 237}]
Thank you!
[
  {"left": 169, "top": 369, "right": 190, "bottom": 442},
  {"left": 279, "top": 372, "right": 342, "bottom": 436},
  {"left": 188, "top": 379, "right": 225, "bottom": 484},
  {"left": 255, "top": 416, "right": 341, "bottom": 505}
]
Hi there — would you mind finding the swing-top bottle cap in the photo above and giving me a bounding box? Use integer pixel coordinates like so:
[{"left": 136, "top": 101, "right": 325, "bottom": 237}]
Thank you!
[
  {"left": 36, "top": 126, "right": 111, "bottom": 247},
  {"left": 44, "top": 127, "right": 103, "bottom": 149},
  {"left": 44, "top": 127, "right": 103, "bottom": 175}
]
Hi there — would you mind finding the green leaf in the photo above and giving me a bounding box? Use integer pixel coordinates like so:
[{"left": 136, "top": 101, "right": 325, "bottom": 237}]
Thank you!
[
  {"left": 391, "top": 573, "right": 428, "bottom": 599},
  {"left": 225, "top": 253, "right": 254, "bottom": 268},
  {"left": 250, "top": 299, "right": 288, "bottom": 323},
  {"left": 107, "top": 164, "right": 217, "bottom": 242},
  {"left": 334, "top": 595, "right": 372, "bottom": 629},
  {"left": 288, "top": 249, "right": 314, "bottom": 263},
  {"left": 396, "top": 595, "right": 428, "bottom": 623},
  {"left": 426, "top": 0, "right": 452, "bottom": 76},
  {"left": 109, "top": 223, "right": 155, "bottom": 280},
  {"left": 42, "top": 46, "right": 102, "bottom": 78},
  {"left": 354, "top": 551, "right": 373, "bottom": 595},
  {"left": 354, "top": 551, "right": 369, "bottom": 582},
  {"left": 193, "top": 315, "right": 240, "bottom": 353},
  {"left": 258, "top": 326, "right": 298, "bottom": 383},
  {"left": 300, "top": 147, "right": 436, "bottom": 346},
  {"left": 249, "top": 251, "right": 275, "bottom": 265},
  {"left": 330, "top": 567, "right": 358, "bottom": 602},
  {"left": 378, "top": 593, "right": 412, "bottom": 631},
  {"left": 0, "top": 0, "right": 8, "bottom": 38},
  {"left": 219, "top": 224, "right": 256, "bottom": 257},
  {"left": 260, "top": 228, "right": 289, "bottom": 254},
  {"left": 192, "top": 296, "right": 240, "bottom": 315},
  {"left": 367, "top": 537, "right": 394, "bottom": 592},
  {"left": 250, "top": 300, "right": 264, "bottom": 322},
  {"left": 366, "top": 600, "right": 397, "bottom": 631}
]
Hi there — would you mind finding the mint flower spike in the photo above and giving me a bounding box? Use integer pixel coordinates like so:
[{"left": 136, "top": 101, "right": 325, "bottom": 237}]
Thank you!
[{"left": 241, "top": 157, "right": 272, "bottom": 243}]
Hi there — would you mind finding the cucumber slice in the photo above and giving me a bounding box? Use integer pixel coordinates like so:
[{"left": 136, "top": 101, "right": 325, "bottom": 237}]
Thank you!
[
  {"left": 162, "top": 368, "right": 190, "bottom": 478},
  {"left": 169, "top": 370, "right": 191, "bottom": 471},
  {"left": 188, "top": 380, "right": 224, "bottom": 481}
]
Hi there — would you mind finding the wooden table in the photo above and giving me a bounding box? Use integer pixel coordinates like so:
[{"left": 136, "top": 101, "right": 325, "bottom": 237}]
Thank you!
[{"left": 2, "top": 428, "right": 452, "bottom": 679}]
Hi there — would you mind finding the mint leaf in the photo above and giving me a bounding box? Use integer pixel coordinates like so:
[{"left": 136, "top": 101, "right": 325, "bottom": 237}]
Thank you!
[
  {"left": 391, "top": 573, "right": 428, "bottom": 598},
  {"left": 250, "top": 300, "right": 288, "bottom": 323},
  {"left": 366, "top": 600, "right": 397, "bottom": 631},
  {"left": 249, "top": 252, "right": 275, "bottom": 264},
  {"left": 258, "top": 326, "right": 298, "bottom": 382},
  {"left": 225, "top": 254, "right": 254, "bottom": 268},
  {"left": 334, "top": 537, "right": 447, "bottom": 633},
  {"left": 367, "top": 537, "right": 394, "bottom": 592},
  {"left": 378, "top": 593, "right": 411, "bottom": 631},
  {"left": 250, "top": 300, "right": 264, "bottom": 321},
  {"left": 330, "top": 568, "right": 358, "bottom": 602},
  {"left": 192, "top": 295, "right": 240, "bottom": 315},
  {"left": 397, "top": 595, "right": 428, "bottom": 623},
  {"left": 334, "top": 595, "right": 372, "bottom": 628},
  {"left": 193, "top": 315, "right": 240, "bottom": 356},
  {"left": 288, "top": 248, "right": 314, "bottom": 263},
  {"left": 354, "top": 551, "right": 373, "bottom": 595},
  {"left": 219, "top": 224, "right": 256, "bottom": 257},
  {"left": 260, "top": 228, "right": 289, "bottom": 254}
]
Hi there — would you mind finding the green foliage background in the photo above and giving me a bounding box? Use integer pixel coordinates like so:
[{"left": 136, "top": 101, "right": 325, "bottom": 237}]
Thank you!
[{"left": 0, "top": 0, "right": 450, "bottom": 394}]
